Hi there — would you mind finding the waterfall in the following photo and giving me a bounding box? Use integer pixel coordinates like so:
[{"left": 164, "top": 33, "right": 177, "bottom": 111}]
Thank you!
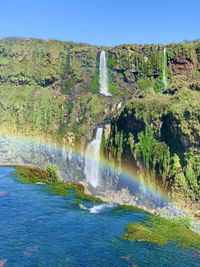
[
  {"left": 84, "top": 128, "right": 103, "bottom": 187},
  {"left": 99, "top": 51, "right": 111, "bottom": 96},
  {"left": 162, "top": 47, "right": 167, "bottom": 91}
]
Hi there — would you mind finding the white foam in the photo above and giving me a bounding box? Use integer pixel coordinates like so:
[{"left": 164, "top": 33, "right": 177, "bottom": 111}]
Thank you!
[{"left": 79, "top": 203, "right": 115, "bottom": 213}]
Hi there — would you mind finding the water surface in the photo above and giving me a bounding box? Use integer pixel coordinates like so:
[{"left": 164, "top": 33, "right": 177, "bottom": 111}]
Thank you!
[{"left": 0, "top": 167, "right": 199, "bottom": 267}]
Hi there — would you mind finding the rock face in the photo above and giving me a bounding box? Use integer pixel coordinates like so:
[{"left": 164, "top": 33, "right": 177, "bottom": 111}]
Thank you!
[{"left": 169, "top": 55, "right": 195, "bottom": 74}]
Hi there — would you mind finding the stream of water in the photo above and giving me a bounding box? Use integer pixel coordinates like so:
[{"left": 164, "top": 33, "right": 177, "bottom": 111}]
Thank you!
[
  {"left": 84, "top": 128, "right": 103, "bottom": 187},
  {"left": 162, "top": 47, "right": 167, "bottom": 91},
  {"left": 99, "top": 51, "right": 111, "bottom": 96}
]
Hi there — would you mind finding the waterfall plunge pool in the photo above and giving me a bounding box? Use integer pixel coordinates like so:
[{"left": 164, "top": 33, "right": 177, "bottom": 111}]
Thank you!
[{"left": 0, "top": 167, "right": 199, "bottom": 267}]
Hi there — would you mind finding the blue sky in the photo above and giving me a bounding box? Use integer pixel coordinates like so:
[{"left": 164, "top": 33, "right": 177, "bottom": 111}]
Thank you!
[{"left": 0, "top": 0, "right": 199, "bottom": 46}]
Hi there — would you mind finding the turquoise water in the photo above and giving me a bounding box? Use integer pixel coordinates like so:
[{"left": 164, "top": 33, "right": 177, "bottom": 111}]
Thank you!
[{"left": 0, "top": 167, "right": 199, "bottom": 267}]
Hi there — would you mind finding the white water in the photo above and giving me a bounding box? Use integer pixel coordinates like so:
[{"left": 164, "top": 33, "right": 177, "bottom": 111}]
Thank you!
[
  {"left": 162, "top": 47, "right": 167, "bottom": 91},
  {"left": 79, "top": 203, "right": 115, "bottom": 213},
  {"left": 84, "top": 128, "right": 103, "bottom": 187},
  {"left": 99, "top": 51, "right": 111, "bottom": 96}
]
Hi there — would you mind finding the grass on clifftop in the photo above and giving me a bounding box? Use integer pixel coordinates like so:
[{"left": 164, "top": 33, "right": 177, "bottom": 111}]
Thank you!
[{"left": 122, "top": 215, "right": 200, "bottom": 249}]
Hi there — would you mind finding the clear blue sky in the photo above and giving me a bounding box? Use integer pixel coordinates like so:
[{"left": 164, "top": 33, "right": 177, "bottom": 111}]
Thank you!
[{"left": 0, "top": 0, "right": 199, "bottom": 46}]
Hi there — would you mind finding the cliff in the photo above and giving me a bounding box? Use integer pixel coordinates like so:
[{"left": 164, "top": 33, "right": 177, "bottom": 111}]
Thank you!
[
  {"left": 0, "top": 38, "right": 199, "bottom": 210},
  {"left": 0, "top": 38, "right": 199, "bottom": 95},
  {"left": 104, "top": 89, "right": 200, "bottom": 215}
]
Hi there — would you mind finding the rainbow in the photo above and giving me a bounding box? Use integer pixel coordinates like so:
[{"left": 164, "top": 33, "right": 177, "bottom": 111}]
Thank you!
[{"left": 0, "top": 132, "right": 170, "bottom": 208}]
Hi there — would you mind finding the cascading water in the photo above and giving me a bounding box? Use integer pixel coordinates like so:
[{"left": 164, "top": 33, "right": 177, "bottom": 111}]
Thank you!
[
  {"left": 0, "top": 133, "right": 169, "bottom": 209},
  {"left": 84, "top": 127, "right": 103, "bottom": 187},
  {"left": 99, "top": 51, "right": 111, "bottom": 96},
  {"left": 162, "top": 47, "right": 167, "bottom": 91}
]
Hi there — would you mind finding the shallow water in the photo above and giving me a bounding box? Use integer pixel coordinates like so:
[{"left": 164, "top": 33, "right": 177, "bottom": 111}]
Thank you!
[{"left": 0, "top": 167, "right": 199, "bottom": 267}]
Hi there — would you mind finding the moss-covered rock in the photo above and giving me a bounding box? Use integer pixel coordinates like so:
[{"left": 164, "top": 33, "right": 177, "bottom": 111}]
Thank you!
[
  {"left": 123, "top": 215, "right": 200, "bottom": 249},
  {"left": 13, "top": 164, "right": 104, "bottom": 203},
  {"left": 104, "top": 88, "right": 200, "bottom": 205}
]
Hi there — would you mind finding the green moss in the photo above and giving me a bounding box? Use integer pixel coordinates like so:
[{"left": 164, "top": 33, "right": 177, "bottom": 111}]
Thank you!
[
  {"left": 105, "top": 88, "right": 200, "bottom": 201},
  {"left": 74, "top": 187, "right": 105, "bottom": 203},
  {"left": 61, "top": 79, "right": 74, "bottom": 94},
  {"left": 73, "top": 198, "right": 84, "bottom": 204},
  {"left": 116, "top": 204, "right": 151, "bottom": 215},
  {"left": 58, "top": 123, "right": 68, "bottom": 138},
  {"left": 66, "top": 101, "right": 74, "bottom": 115},
  {"left": 0, "top": 38, "right": 98, "bottom": 93},
  {"left": 45, "top": 182, "right": 70, "bottom": 196},
  {"left": 90, "top": 68, "right": 99, "bottom": 93},
  {"left": 86, "top": 95, "right": 104, "bottom": 118},
  {"left": 107, "top": 51, "right": 117, "bottom": 68},
  {"left": 0, "top": 85, "right": 66, "bottom": 137},
  {"left": 136, "top": 77, "right": 155, "bottom": 96},
  {"left": 155, "top": 76, "right": 163, "bottom": 93},
  {"left": 108, "top": 83, "right": 123, "bottom": 95},
  {"left": 43, "top": 182, "right": 104, "bottom": 202},
  {"left": 13, "top": 165, "right": 104, "bottom": 203},
  {"left": 14, "top": 165, "right": 54, "bottom": 184},
  {"left": 122, "top": 215, "right": 200, "bottom": 249}
]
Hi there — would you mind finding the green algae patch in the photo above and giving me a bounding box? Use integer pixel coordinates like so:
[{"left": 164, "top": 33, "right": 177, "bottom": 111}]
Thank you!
[
  {"left": 75, "top": 190, "right": 105, "bottom": 203},
  {"left": 45, "top": 181, "right": 104, "bottom": 202},
  {"left": 116, "top": 204, "right": 151, "bottom": 215},
  {"left": 13, "top": 165, "right": 104, "bottom": 203},
  {"left": 122, "top": 215, "right": 200, "bottom": 249},
  {"left": 74, "top": 198, "right": 84, "bottom": 204},
  {"left": 44, "top": 182, "right": 73, "bottom": 196},
  {"left": 14, "top": 165, "right": 54, "bottom": 184}
]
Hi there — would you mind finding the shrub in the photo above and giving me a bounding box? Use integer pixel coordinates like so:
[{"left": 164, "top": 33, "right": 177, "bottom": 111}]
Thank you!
[{"left": 45, "top": 164, "right": 61, "bottom": 182}]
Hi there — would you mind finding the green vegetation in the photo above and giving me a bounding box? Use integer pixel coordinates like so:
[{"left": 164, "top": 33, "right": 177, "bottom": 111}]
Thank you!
[
  {"left": 75, "top": 190, "right": 104, "bottom": 203},
  {"left": 136, "top": 77, "right": 155, "bottom": 96},
  {"left": 0, "top": 38, "right": 98, "bottom": 93},
  {"left": 45, "top": 164, "right": 61, "bottom": 181},
  {"left": 107, "top": 52, "right": 117, "bottom": 68},
  {"left": 58, "top": 123, "right": 68, "bottom": 139},
  {"left": 0, "top": 85, "right": 65, "bottom": 137},
  {"left": 122, "top": 215, "right": 200, "bottom": 249},
  {"left": 13, "top": 164, "right": 103, "bottom": 203},
  {"left": 114, "top": 204, "right": 151, "bottom": 215},
  {"left": 14, "top": 165, "right": 54, "bottom": 184},
  {"left": 106, "top": 88, "right": 200, "bottom": 204},
  {"left": 90, "top": 64, "right": 100, "bottom": 93},
  {"left": 108, "top": 83, "right": 123, "bottom": 95},
  {"left": 86, "top": 95, "right": 104, "bottom": 119},
  {"left": 61, "top": 79, "right": 74, "bottom": 94}
]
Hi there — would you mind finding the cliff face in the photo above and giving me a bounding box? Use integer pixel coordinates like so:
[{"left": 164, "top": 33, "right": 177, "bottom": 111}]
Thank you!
[
  {"left": 107, "top": 42, "right": 200, "bottom": 95},
  {"left": 0, "top": 38, "right": 99, "bottom": 94},
  {"left": 0, "top": 39, "right": 199, "bottom": 96},
  {"left": 104, "top": 89, "right": 200, "bottom": 213},
  {"left": 0, "top": 39, "right": 115, "bottom": 149},
  {"left": 0, "top": 38, "right": 199, "bottom": 208}
]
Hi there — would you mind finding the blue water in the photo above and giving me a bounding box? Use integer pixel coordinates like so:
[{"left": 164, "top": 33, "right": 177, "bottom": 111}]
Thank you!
[{"left": 0, "top": 167, "right": 199, "bottom": 267}]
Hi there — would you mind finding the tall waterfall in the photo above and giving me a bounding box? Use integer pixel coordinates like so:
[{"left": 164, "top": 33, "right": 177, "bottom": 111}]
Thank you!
[
  {"left": 84, "top": 127, "right": 103, "bottom": 187},
  {"left": 162, "top": 47, "right": 167, "bottom": 91},
  {"left": 99, "top": 51, "right": 111, "bottom": 96}
]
